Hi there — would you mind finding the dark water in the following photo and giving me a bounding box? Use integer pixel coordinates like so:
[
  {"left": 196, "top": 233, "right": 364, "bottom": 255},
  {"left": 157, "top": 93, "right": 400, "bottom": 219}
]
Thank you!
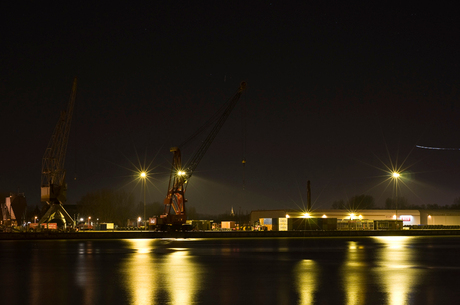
[{"left": 1, "top": 236, "right": 460, "bottom": 304}]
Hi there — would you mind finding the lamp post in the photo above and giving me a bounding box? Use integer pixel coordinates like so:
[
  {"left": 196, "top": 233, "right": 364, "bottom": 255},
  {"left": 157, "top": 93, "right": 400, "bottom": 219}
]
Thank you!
[
  {"left": 88, "top": 216, "right": 91, "bottom": 229},
  {"left": 140, "top": 171, "right": 147, "bottom": 230},
  {"left": 392, "top": 172, "right": 400, "bottom": 221}
]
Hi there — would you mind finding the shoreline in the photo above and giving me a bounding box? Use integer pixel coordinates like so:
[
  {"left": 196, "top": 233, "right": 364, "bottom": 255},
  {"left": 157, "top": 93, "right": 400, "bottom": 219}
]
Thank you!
[{"left": 2, "top": 229, "right": 460, "bottom": 240}]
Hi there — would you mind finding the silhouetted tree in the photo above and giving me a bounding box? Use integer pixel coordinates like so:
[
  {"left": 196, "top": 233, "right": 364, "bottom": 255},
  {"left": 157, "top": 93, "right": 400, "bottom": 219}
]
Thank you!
[
  {"left": 331, "top": 195, "right": 374, "bottom": 209},
  {"left": 77, "top": 189, "right": 135, "bottom": 226},
  {"left": 385, "top": 196, "right": 409, "bottom": 209},
  {"left": 331, "top": 199, "right": 345, "bottom": 209},
  {"left": 348, "top": 194, "right": 375, "bottom": 210}
]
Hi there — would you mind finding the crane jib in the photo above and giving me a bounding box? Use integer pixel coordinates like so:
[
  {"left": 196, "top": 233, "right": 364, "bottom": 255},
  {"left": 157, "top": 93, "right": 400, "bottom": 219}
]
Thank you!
[{"left": 158, "top": 82, "right": 247, "bottom": 229}]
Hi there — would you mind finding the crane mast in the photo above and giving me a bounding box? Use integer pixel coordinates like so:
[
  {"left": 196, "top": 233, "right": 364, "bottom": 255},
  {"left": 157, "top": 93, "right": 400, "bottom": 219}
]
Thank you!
[
  {"left": 157, "top": 82, "right": 247, "bottom": 230},
  {"left": 39, "top": 77, "right": 77, "bottom": 228}
]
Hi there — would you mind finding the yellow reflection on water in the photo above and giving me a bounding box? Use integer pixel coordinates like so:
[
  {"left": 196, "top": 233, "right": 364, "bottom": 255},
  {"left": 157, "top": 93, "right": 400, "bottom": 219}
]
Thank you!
[
  {"left": 123, "top": 239, "right": 157, "bottom": 305},
  {"left": 164, "top": 250, "right": 201, "bottom": 304},
  {"left": 121, "top": 239, "right": 202, "bottom": 305},
  {"left": 372, "top": 236, "right": 425, "bottom": 305},
  {"left": 294, "top": 259, "right": 319, "bottom": 304},
  {"left": 341, "top": 241, "right": 367, "bottom": 305}
]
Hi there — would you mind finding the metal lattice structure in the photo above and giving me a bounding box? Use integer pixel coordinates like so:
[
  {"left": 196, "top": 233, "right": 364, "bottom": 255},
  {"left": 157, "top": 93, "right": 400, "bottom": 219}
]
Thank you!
[
  {"left": 39, "top": 78, "right": 77, "bottom": 227},
  {"left": 160, "top": 82, "right": 246, "bottom": 228}
]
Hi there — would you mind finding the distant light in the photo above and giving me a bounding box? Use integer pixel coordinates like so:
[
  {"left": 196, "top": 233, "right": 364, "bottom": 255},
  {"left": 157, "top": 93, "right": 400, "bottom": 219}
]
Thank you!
[
  {"left": 302, "top": 213, "right": 311, "bottom": 218},
  {"left": 286, "top": 214, "right": 290, "bottom": 218},
  {"left": 322, "top": 214, "right": 327, "bottom": 218},
  {"left": 138, "top": 217, "right": 141, "bottom": 222},
  {"left": 350, "top": 213, "right": 355, "bottom": 220},
  {"left": 140, "top": 172, "right": 147, "bottom": 178},
  {"left": 393, "top": 215, "right": 396, "bottom": 219},
  {"left": 359, "top": 214, "right": 363, "bottom": 220},
  {"left": 392, "top": 172, "right": 400, "bottom": 178},
  {"left": 80, "top": 218, "right": 83, "bottom": 221},
  {"left": 428, "top": 215, "right": 432, "bottom": 218},
  {"left": 177, "top": 170, "right": 186, "bottom": 176}
]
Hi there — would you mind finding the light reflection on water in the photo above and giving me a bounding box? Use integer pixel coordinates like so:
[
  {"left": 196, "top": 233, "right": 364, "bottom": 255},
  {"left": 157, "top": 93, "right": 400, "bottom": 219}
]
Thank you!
[
  {"left": 341, "top": 241, "right": 368, "bottom": 305},
  {"left": 121, "top": 238, "right": 202, "bottom": 305},
  {"left": 372, "top": 236, "right": 425, "bottom": 305},
  {"left": 2, "top": 236, "right": 460, "bottom": 304},
  {"left": 75, "top": 241, "right": 97, "bottom": 305},
  {"left": 295, "top": 259, "right": 319, "bottom": 304},
  {"left": 122, "top": 239, "right": 156, "bottom": 305}
]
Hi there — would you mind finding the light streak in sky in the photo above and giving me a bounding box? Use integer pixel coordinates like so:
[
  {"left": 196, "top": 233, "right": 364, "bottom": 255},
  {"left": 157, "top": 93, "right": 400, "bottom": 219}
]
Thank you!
[{"left": 416, "top": 145, "right": 460, "bottom": 151}]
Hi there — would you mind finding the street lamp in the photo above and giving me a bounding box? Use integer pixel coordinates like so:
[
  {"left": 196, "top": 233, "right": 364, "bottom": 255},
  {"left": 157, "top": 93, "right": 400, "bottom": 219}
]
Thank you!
[
  {"left": 391, "top": 172, "right": 401, "bottom": 221},
  {"left": 34, "top": 216, "right": 37, "bottom": 223},
  {"left": 138, "top": 216, "right": 141, "bottom": 228},
  {"left": 140, "top": 171, "right": 147, "bottom": 230},
  {"left": 88, "top": 216, "right": 91, "bottom": 228}
]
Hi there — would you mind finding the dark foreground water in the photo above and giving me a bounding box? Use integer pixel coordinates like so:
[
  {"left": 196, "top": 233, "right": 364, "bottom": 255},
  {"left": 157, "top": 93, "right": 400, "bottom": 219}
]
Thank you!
[{"left": 1, "top": 236, "right": 460, "bottom": 304}]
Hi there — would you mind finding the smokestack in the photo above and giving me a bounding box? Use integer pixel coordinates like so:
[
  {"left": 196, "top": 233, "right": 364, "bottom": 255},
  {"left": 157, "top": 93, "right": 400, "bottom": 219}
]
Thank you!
[{"left": 307, "top": 180, "right": 311, "bottom": 211}]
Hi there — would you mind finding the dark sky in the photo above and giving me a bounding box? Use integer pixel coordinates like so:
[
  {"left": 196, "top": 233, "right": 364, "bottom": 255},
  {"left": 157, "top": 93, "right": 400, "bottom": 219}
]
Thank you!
[{"left": 2, "top": 2, "right": 460, "bottom": 214}]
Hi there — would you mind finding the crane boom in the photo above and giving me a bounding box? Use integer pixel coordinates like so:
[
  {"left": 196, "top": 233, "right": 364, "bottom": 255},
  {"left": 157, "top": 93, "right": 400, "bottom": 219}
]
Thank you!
[
  {"left": 39, "top": 77, "right": 77, "bottom": 228},
  {"left": 155, "top": 82, "right": 247, "bottom": 230},
  {"left": 184, "top": 82, "right": 246, "bottom": 176},
  {"left": 41, "top": 78, "right": 77, "bottom": 189}
]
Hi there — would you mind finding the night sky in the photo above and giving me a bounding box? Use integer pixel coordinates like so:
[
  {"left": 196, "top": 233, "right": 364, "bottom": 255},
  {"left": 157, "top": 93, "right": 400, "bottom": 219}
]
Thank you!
[{"left": 2, "top": 2, "right": 460, "bottom": 215}]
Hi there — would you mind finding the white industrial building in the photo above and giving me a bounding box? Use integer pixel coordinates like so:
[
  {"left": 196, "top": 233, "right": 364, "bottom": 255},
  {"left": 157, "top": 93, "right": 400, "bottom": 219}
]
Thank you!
[{"left": 250, "top": 209, "right": 460, "bottom": 227}]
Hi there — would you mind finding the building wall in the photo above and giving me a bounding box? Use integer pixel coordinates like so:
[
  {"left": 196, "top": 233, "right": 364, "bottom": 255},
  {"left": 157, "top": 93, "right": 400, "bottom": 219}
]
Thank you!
[
  {"left": 250, "top": 209, "right": 422, "bottom": 227},
  {"left": 420, "top": 210, "right": 460, "bottom": 225}
]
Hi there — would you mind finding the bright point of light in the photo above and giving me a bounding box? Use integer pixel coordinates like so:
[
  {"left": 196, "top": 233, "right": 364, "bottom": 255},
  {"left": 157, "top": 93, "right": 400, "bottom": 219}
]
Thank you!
[
  {"left": 359, "top": 214, "right": 363, "bottom": 219},
  {"left": 350, "top": 213, "right": 355, "bottom": 220},
  {"left": 302, "top": 213, "right": 311, "bottom": 218},
  {"left": 177, "top": 170, "right": 186, "bottom": 176},
  {"left": 392, "top": 172, "right": 400, "bottom": 178},
  {"left": 140, "top": 172, "right": 146, "bottom": 178},
  {"left": 80, "top": 218, "right": 83, "bottom": 221},
  {"left": 286, "top": 214, "right": 290, "bottom": 218},
  {"left": 393, "top": 215, "right": 397, "bottom": 219},
  {"left": 138, "top": 217, "right": 141, "bottom": 222},
  {"left": 322, "top": 214, "right": 327, "bottom": 218}
]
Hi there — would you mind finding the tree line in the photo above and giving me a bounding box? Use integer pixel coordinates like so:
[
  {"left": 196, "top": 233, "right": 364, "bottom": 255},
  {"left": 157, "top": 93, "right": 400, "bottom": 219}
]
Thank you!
[{"left": 76, "top": 188, "right": 201, "bottom": 226}]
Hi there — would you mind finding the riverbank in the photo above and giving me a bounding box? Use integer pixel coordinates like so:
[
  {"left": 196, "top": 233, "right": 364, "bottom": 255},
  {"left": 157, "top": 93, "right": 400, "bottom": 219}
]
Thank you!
[{"left": 2, "top": 229, "right": 460, "bottom": 240}]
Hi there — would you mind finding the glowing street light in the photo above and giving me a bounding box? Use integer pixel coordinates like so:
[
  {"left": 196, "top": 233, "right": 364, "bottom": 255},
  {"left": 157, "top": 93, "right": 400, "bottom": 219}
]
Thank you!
[
  {"left": 391, "top": 171, "right": 401, "bottom": 221},
  {"left": 140, "top": 171, "right": 147, "bottom": 230}
]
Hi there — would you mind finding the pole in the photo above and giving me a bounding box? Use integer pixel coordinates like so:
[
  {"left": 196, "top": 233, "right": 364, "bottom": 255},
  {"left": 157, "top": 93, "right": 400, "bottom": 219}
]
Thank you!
[
  {"left": 395, "top": 178, "right": 398, "bottom": 220},
  {"left": 143, "top": 179, "right": 146, "bottom": 230}
]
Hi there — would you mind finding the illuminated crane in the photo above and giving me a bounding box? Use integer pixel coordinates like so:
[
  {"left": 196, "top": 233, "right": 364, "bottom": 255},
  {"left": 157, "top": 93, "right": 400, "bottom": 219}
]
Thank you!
[
  {"left": 155, "top": 82, "right": 247, "bottom": 230},
  {"left": 39, "top": 77, "right": 77, "bottom": 228}
]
